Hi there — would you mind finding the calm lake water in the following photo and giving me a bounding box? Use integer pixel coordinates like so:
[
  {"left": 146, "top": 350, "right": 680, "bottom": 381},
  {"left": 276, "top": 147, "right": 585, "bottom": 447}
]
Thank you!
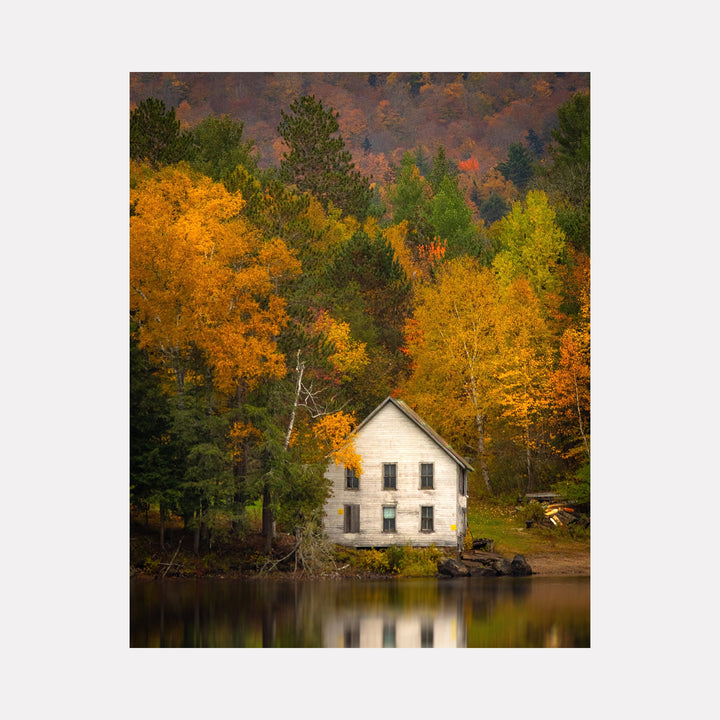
[{"left": 130, "top": 575, "right": 589, "bottom": 648}]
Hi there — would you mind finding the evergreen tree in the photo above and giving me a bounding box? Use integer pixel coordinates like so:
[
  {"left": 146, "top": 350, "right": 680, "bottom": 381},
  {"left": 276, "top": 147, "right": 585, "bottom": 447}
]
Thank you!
[
  {"left": 130, "top": 330, "right": 180, "bottom": 548},
  {"left": 550, "top": 92, "right": 590, "bottom": 172},
  {"left": 429, "top": 175, "right": 476, "bottom": 257},
  {"left": 190, "top": 114, "right": 258, "bottom": 184},
  {"left": 526, "top": 128, "right": 544, "bottom": 157},
  {"left": 428, "top": 145, "right": 458, "bottom": 193},
  {"left": 388, "top": 152, "right": 432, "bottom": 246},
  {"left": 497, "top": 143, "right": 535, "bottom": 190},
  {"left": 130, "top": 97, "right": 193, "bottom": 168},
  {"left": 537, "top": 92, "right": 590, "bottom": 252},
  {"left": 277, "top": 95, "right": 372, "bottom": 220},
  {"left": 479, "top": 192, "right": 509, "bottom": 225}
]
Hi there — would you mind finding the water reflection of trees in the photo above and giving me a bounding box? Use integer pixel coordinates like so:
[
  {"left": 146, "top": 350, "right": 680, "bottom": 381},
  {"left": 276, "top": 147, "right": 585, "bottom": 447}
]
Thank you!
[{"left": 130, "top": 576, "right": 589, "bottom": 648}]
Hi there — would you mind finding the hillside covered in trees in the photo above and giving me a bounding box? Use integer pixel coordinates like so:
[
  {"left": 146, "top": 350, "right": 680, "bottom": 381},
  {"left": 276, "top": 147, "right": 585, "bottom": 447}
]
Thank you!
[{"left": 130, "top": 71, "right": 590, "bottom": 560}]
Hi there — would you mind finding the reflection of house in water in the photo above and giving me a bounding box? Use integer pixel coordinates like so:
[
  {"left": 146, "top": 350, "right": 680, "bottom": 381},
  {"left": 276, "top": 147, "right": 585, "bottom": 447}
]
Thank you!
[{"left": 322, "top": 607, "right": 466, "bottom": 648}]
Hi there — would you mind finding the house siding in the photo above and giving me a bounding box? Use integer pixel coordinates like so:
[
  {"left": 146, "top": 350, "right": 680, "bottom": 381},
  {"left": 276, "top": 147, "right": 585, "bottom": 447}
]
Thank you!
[{"left": 324, "top": 400, "right": 468, "bottom": 548}]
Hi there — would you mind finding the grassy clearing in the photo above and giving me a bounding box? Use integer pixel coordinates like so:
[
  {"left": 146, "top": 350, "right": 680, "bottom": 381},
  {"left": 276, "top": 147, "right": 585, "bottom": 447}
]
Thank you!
[{"left": 467, "top": 500, "right": 590, "bottom": 558}]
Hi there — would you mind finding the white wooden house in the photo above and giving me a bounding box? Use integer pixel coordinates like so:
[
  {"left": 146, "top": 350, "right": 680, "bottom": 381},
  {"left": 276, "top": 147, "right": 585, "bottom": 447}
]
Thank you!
[{"left": 323, "top": 396, "right": 472, "bottom": 551}]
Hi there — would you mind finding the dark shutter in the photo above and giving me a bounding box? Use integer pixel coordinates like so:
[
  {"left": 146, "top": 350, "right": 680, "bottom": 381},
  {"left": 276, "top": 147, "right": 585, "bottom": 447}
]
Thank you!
[{"left": 345, "top": 504, "right": 360, "bottom": 533}]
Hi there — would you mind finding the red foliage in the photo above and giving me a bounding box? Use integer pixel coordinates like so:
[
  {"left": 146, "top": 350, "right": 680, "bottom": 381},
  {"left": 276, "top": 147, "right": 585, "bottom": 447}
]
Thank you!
[{"left": 458, "top": 155, "right": 480, "bottom": 173}]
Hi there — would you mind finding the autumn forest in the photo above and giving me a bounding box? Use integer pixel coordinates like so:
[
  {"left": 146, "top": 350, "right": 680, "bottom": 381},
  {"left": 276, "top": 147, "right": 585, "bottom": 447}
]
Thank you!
[{"left": 129, "top": 71, "right": 590, "bottom": 555}]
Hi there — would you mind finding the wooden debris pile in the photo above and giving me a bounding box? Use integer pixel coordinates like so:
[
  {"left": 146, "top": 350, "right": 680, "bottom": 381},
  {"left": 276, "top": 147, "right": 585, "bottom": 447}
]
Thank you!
[
  {"left": 522, "top": 493, "right": 589, "bottom": 529},
  {"left": 543, "top": 503, "right": 589, "bottom": 529}
]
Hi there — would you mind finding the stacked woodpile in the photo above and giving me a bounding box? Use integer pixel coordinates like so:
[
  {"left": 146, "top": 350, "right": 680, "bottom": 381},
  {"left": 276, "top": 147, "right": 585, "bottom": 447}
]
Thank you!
[
  {"left": 522, "top": 493, "right": 589, "bottom": 529},
  {"left": 543, "top": 503, "right": 589, "bottom": 529}
]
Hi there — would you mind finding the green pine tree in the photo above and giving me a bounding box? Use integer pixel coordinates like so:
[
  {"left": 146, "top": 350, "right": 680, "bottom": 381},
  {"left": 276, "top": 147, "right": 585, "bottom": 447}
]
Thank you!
[
  {"left": 130, "top": 97, "right": 194, "bottom": 168},
  {"left": 277, "top": 95, "right": 372, "bottom": 220}
]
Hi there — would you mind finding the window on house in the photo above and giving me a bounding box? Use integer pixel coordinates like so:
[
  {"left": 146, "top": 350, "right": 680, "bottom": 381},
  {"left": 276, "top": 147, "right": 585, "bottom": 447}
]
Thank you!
[
  {"left": 421, "top": 621, "right": 434, "bottom": 648},
  {"left": 345, "top": 467, "right": 359, "bottom": 489},
  {"left": 421, "top": 505, "right": 434, "bottom": 532},
  {"left": 383, "top": 506, "right": 396, "bottom": 532},
  {"left": 420, "top": 463, "right": 434, "bottom": 489},
  {"left": 458, "top": 467, "right": 467, "bottom": 495},
  {"left": 344, "top": 504, "right": 360, "bottom": 533},
  {"left": 383, "top": 463, "right": 397, "bottom": 490},
  {"left": 344, "top": 621, "right": 360, "bottom": 648},
  {"left": 382, "top": 621, "right": 396, "bottom": 648}
]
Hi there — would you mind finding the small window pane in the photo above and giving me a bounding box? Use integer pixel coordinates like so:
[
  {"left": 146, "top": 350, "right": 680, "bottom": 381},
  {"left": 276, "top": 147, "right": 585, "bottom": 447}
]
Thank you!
[
  {"left": 383, "top": 463, "right": 397, "bottom": 489},
  {"left": 421, "top": 621, "right": 434, "bottom": 648},
  {"left": 421, "top": 506, "right": 434, "bottom": 532},
  {"left": 383, "top": 622, "right": 396, "bottom": 648},
  {"left": 344, "top": 622, "right": 360, "bottom": 648},
  {"left": 346, "top": 467, "right": 359, "bottom": 489},
  {"left": 421, "top": 463, "right": 434, "bottom": 489},
  {"left": 383, "top": 506, "right": 396, "bottom": 532}
]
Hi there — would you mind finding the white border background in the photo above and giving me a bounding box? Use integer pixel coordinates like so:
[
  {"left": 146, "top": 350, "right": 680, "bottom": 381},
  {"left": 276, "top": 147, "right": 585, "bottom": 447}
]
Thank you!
[{"left": 4, "top": 2, "right": 717, "bottom": 717}]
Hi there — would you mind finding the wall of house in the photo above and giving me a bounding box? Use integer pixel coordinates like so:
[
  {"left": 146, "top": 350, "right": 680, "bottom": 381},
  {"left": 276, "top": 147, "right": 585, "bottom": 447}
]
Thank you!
[
  {"left": 323, "top": 401, "right": 466, "bottom": 548},
  {"left": 321, "top": 607, "right": 465, "bottom": 648}
]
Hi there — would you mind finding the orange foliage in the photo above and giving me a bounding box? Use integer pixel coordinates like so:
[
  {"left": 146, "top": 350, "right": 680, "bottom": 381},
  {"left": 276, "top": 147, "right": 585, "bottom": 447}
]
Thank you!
[
  {"left": 130, "top": 164, "right": 301, "bottom": 395},
  {"left": 313, "top": 411, "right": 362, "bottom": 473},
  {"left": 354, "top": 151, "right": 393, "bottom": 184},
  {"left": 551, "top": 255, "right": 590, "bottom": 457},
  {"left": 458, "top": 155, "right": 480, "bottom": 173},
  {"left": 337, "top": 106, "right": 368, "bottom": 141},
  {"left": 475, "top": 167, "right": 518, "bottom": 203},
  {"left": 418, "top": 237, "right": 447, "bottom": 266},
  {"left": 228, "top": 421, "right": 262, "bottom": 462},
  {"left": 376, "top": 99, "right": 402, "bottom": 130},
  {"left": 494, "top": 278, "right": 554, "bottom": 430}
]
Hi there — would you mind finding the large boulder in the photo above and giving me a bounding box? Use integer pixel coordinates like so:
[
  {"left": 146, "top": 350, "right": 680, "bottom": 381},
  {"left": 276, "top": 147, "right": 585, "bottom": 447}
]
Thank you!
[
  {"left": 491, "top": 558, "right": 513, "bottom": 576},
  {"left": 510, "top": 554, "right": 533, "bottom": 576},
  {"left": 437, "top": 558, "right": 470, "bottom": 577},
  {"left": 469, "top": 565, "right": 499, "bottom": 577}
]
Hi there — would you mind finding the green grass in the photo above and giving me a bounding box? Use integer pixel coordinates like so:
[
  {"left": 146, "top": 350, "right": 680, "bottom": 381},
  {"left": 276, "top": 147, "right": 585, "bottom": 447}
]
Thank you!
[{"left": 467, "top": 501, "right": 590, "bottom": 558}]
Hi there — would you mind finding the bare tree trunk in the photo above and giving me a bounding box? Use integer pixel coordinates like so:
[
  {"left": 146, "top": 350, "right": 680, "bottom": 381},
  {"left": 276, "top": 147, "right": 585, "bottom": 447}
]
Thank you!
[
  {"left": 193, "top": 507, "right": 201, "bottom": 555},
  {"left": 524, "top": 423, "right": 533, "bottom": 492},
  {"left": 475, "top": 411, "right": 493, "bottom": 494},
  {"left": 262, "top": 351, "right": 305, "bottom": 555},
  {"left": 231, "top": 382, "right": 246, "bottom": 534},
  {"left": 573, "top": 370, "right": 590, "bottom": 457},
  {"left": 262, "top": 484, "right": 274, "bottom": 554},
  {"left": 285, "top": 350, "right": 304, "bottom": 451},
  {"left": 159, "top": 501, "right": 166, "bottom": 551}
]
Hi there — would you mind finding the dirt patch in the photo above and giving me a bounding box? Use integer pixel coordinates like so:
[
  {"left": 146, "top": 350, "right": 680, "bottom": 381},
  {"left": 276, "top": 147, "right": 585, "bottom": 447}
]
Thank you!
[{"left": 524, "top": 551, "right": 590, "bottom": 576}]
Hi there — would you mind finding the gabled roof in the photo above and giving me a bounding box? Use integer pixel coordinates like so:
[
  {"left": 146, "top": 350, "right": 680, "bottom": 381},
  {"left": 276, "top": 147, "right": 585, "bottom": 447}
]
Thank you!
[{"left": 353, "top": 396, "right": 474, "bottom": 472}]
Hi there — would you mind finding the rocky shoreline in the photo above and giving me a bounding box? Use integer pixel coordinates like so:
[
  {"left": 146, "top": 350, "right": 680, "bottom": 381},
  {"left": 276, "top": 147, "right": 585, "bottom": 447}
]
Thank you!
[
  {"left": 131, "top": 549, "right": 590, "bottom": 581},
  {"left": 439, "top": 551, "right": 533, "bottom": 578}
]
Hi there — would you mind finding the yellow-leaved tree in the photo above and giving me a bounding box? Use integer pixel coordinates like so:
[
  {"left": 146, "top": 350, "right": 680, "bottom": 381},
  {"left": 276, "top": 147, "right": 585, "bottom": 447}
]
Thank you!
[
  {"left": 401, "top": 256, "right": 501, "bottom": 492},
  {"left": 494, "top": 278, "right": 555, "bottom": 491},
  {"left": 492, "top": 189, "right": 567, "bottom": 320},
  {"left": 551, "top": 258, "right": 590, "bottom": 460},
  {"left": 130, "top": 163, "right": 301, "bottom": 396},
  {"left": 314, "top": 311, "right": 370, "bottom": 380}
]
